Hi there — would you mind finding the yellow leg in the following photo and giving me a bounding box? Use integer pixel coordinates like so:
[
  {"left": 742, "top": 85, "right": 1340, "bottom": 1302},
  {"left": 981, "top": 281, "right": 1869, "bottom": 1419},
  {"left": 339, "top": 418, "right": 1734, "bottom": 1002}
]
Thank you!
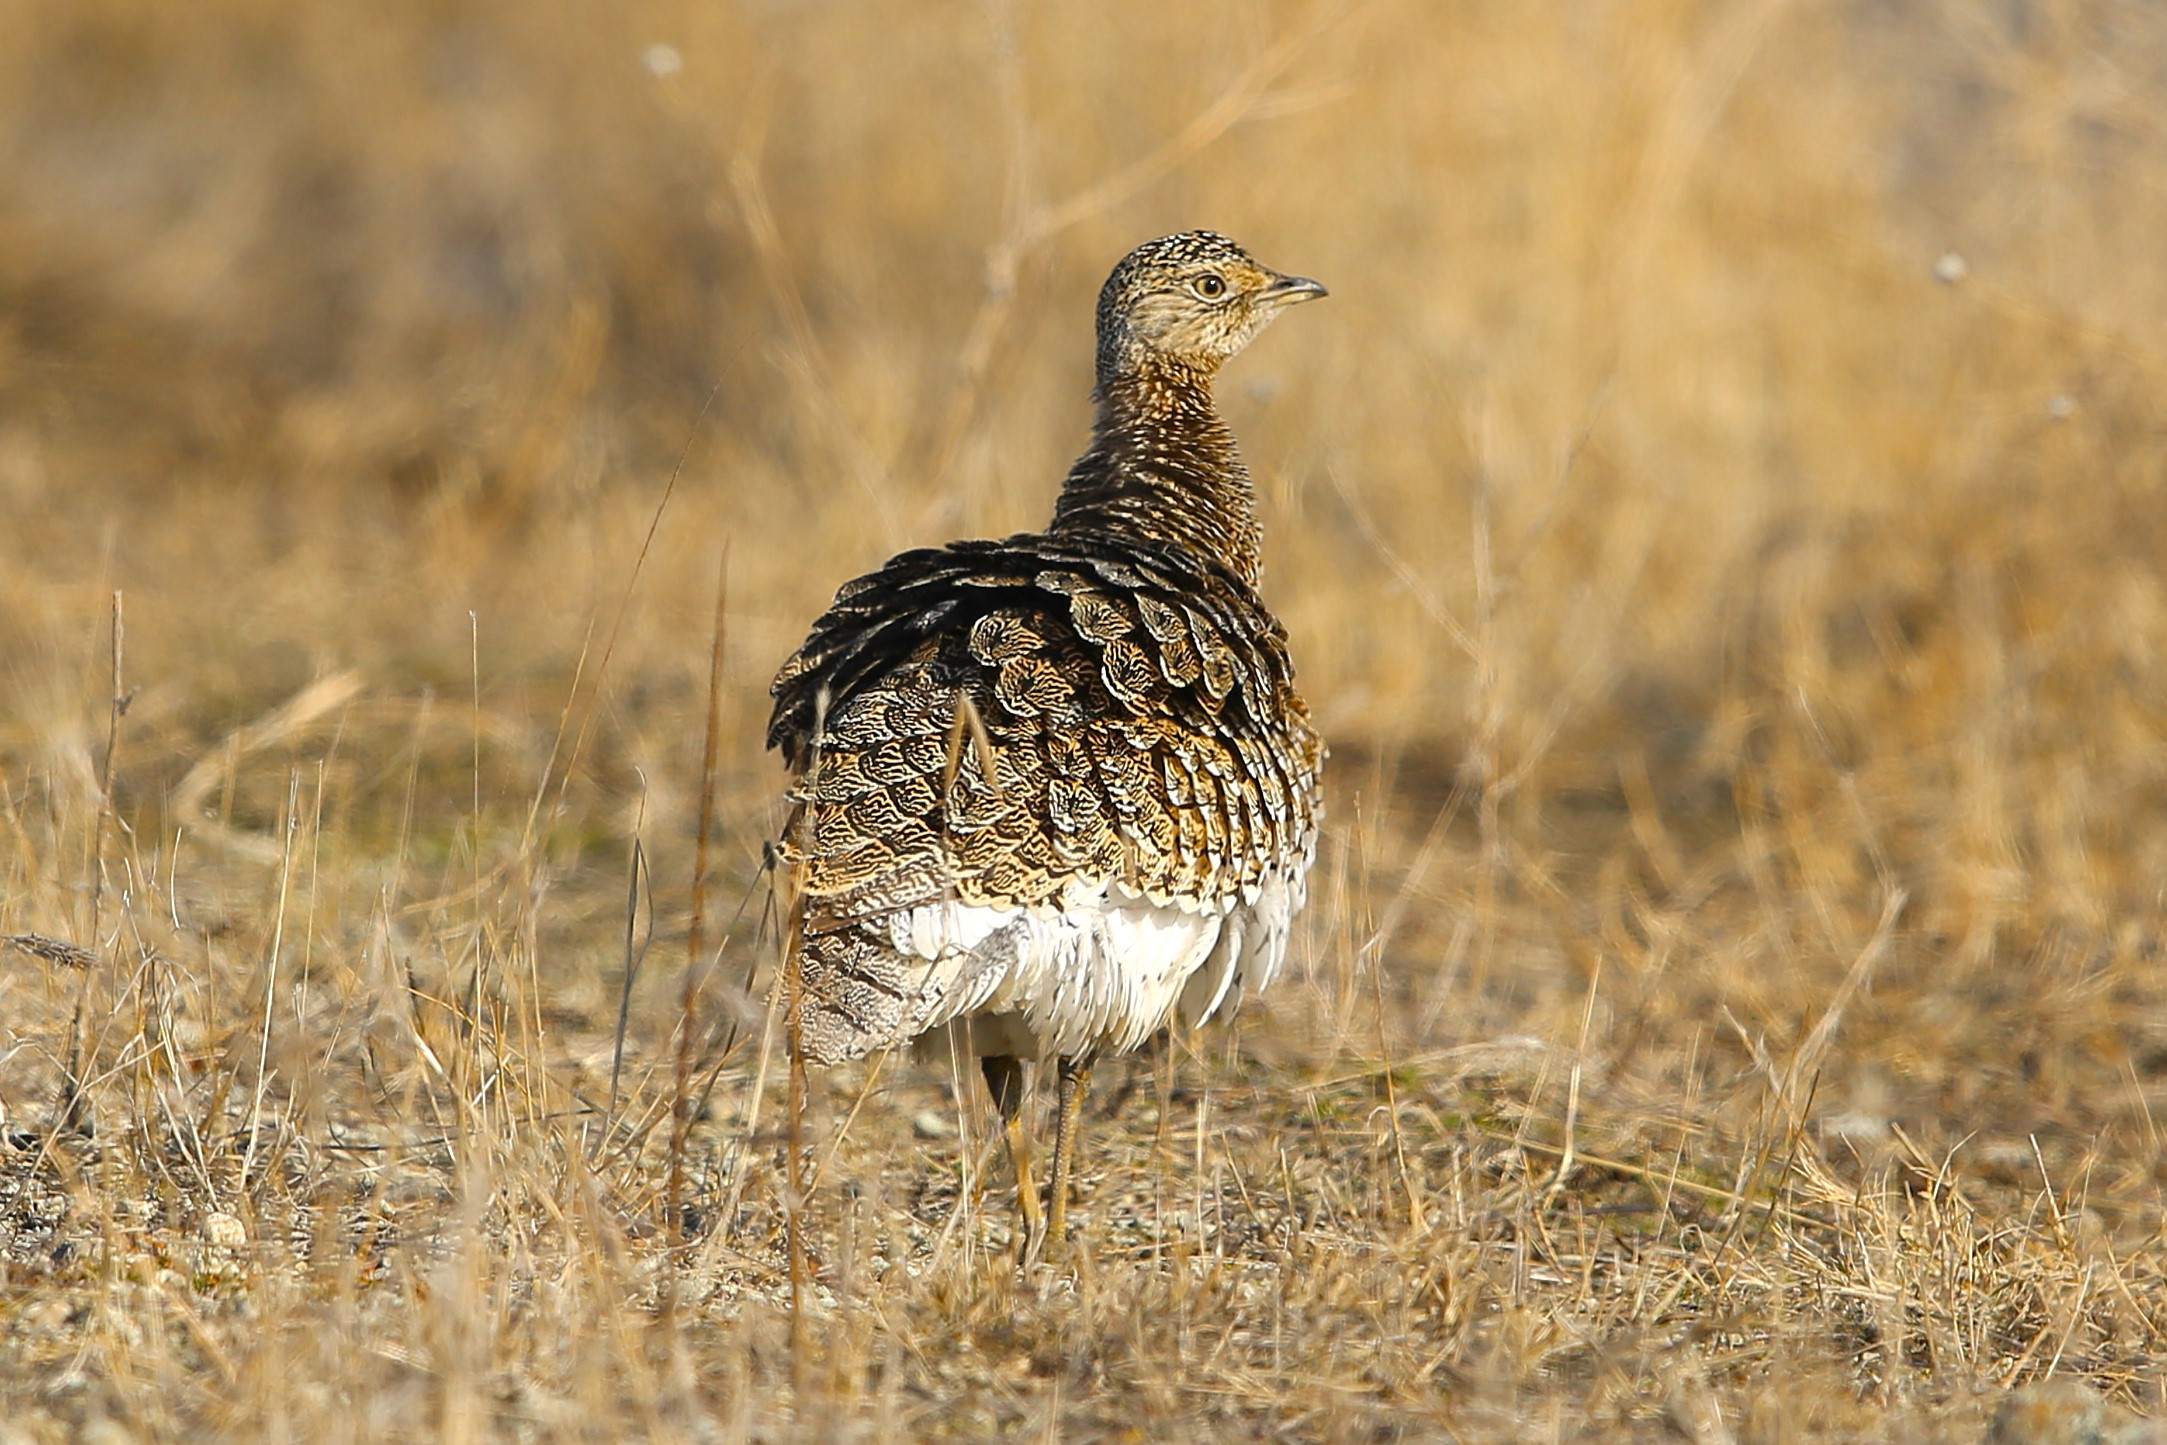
[
  {"left": 981, "top": 1055, "right": 1042, "bottom": 1259},
  {"left": 1045, "top": 1055, "right": 1093, "bottom": 1259}
]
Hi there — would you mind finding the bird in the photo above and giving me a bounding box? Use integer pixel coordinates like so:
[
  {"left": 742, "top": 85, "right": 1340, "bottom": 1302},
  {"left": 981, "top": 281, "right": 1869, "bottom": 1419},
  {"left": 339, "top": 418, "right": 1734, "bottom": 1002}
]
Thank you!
[{"left": 767, "top": 230, "right": 1326, "bottom": 1259}]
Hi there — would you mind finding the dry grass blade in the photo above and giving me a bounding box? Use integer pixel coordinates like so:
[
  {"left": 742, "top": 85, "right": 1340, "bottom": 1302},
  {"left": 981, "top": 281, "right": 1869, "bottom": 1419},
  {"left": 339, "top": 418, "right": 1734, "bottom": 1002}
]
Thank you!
[
  {"left": 668, "top": 550, "right": 731, "bottom": 1259},
  {"left": 605, "top": 832, "right": 650, "bottom": 1147}
]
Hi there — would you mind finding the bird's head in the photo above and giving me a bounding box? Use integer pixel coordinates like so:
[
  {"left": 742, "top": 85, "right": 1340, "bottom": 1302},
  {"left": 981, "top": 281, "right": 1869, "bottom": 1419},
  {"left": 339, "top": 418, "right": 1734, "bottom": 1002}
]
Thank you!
[{"left": 1093, "top": 231, "right": 1326, "bottom": 386}]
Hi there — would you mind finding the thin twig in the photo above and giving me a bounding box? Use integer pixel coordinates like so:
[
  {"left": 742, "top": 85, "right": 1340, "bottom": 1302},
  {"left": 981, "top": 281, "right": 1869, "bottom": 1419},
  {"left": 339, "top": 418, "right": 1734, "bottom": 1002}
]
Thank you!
[
  {"left": 604, "top": 816, "right": 651, "bottom": 1151},
  {"left": 240, "top": 770, "right": 303, "bottom": 1193},
  {"left": 1545, "top": 954, "right": 1605, "bottom": 1204},
  {"left": 668, "top": 550, "right": 731, "bottom": 1262},
  {"left": 63, "top": 590, "right": 128, "bottom": 1130},
  {"left": 1502, "top": 1133, "right": 1833, "bottom": 1234},
  {"left": 542, "top": 381, "right": 726, "bottom": 838},
  {"left": 87, "top": 588, "right": 127, "bottom": 944}
]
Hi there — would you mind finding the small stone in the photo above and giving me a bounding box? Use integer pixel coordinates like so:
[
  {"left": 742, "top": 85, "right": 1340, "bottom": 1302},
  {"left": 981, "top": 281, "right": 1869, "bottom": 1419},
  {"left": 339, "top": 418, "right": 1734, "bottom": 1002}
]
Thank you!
[
  {"left": 2046, "top": 394, "right": 2076, "bottom": 421},
  {"left": 912, "top": 1111, "right": 958, "bottom": 1139},
  {"left": 202, "top": 1212, "right": 247, "bottom": 1249},
  {"left": 1935, "top": 252, "right": 1969, "bottom": 285},
  {"left": 643, "top": 43, "right": 683, "bottom": 78}
]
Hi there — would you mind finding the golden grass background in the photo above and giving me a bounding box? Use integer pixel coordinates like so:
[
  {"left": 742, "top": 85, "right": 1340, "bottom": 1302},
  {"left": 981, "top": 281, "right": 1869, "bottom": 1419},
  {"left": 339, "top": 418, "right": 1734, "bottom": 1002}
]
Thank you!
[{"left": 4, "top": 0, "right": 2167, "bottom": 1437}]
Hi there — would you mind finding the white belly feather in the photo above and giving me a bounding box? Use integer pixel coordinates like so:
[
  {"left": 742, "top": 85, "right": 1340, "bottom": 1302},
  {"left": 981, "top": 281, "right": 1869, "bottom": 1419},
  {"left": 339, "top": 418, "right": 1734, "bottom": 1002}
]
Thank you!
[{"left": 875, "top": 861, "right": 1308, "bottom": 1060}]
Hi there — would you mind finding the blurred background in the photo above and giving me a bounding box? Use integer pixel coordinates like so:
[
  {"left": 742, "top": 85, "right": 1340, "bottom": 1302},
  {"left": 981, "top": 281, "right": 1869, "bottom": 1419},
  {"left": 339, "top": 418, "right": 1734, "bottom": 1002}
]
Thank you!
[{"left": 3, "top": 0, "right": 2167, "bottom": 1170}]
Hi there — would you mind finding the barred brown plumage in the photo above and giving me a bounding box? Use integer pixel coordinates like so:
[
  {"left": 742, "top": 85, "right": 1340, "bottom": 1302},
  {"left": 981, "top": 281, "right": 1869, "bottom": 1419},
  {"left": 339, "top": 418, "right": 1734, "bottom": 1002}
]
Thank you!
[{"left": 768, "top": 231, "right": 1327, "bottom": 1260}]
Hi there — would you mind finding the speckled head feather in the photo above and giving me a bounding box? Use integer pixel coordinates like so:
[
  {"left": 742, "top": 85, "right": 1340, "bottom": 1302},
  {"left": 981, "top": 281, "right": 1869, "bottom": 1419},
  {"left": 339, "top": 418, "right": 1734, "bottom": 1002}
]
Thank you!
[{"left": 1093, "top": 230, "right": 1327, "bottom": 386}]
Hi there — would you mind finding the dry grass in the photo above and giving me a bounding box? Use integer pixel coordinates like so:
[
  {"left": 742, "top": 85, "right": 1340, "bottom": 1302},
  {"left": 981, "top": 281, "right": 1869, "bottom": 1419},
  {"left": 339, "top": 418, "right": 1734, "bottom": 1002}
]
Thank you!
[{"left": 3, "top": 0, "right": 2167, "bottom": 1438}]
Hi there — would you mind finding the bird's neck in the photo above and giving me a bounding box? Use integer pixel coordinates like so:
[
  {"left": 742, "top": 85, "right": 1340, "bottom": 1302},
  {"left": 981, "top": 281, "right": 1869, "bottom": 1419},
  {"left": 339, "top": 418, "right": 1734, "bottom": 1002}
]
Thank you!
[{"left": 1049, "top": 359, "right": 1262, "bottom": 585}]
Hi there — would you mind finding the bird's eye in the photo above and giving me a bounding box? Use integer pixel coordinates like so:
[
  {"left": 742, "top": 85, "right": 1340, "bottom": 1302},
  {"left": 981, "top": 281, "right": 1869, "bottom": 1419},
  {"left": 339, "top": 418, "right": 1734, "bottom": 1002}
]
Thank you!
[{"left": 1191, "top": 273, "right": 1227, "bottom": 299}]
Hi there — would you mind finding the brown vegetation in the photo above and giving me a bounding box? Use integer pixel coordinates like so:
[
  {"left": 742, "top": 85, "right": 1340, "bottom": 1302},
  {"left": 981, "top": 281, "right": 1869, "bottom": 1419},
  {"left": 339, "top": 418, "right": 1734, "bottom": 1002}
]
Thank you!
[{"left": 3, "top": 0, "right": 2166, "bottom": 1438}]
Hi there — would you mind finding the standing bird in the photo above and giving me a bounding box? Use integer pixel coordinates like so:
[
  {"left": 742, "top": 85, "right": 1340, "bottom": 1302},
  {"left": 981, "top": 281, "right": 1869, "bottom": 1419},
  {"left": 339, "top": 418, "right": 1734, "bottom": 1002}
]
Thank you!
[{"left": 768, "top": 231, "right": 1326, "bottom": 1259}]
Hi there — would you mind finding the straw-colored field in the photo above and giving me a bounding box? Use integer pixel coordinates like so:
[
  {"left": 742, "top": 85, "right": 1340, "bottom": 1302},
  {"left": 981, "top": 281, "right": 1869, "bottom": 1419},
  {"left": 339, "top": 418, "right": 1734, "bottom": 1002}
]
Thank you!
[{"left": 4, "top": 1, "right": 2166, "bottom": 1438}]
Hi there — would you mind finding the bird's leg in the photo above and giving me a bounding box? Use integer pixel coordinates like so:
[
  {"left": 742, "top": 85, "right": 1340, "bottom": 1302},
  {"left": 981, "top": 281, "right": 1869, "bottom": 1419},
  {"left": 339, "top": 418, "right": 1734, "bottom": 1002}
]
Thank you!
[
  {"left": 1045, "top": 1054, "right": 1095, "bottom": 1258},
  {"left": 980, "top": 1054, "right": 1042, "bottom": 1259}
]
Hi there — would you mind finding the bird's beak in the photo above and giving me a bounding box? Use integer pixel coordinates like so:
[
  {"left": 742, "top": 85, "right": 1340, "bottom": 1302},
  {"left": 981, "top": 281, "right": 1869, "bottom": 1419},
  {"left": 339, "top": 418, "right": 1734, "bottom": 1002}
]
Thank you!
[{"left": 1260, "top": 273, "right": 1329, "bottom": 306}]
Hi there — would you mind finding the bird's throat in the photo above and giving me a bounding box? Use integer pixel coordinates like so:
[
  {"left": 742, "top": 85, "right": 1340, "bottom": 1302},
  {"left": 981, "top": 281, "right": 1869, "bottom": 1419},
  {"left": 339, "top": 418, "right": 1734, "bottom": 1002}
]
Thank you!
[{"left": 1050, "top": 364, "right": 1263, "bottom": 585}]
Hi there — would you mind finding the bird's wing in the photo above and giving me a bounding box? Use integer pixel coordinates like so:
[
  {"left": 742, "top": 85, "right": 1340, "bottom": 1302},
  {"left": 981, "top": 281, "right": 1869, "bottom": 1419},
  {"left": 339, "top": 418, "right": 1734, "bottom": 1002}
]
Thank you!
[{"left": 767, "top": 534, "right": 1322, "bottom": 926}]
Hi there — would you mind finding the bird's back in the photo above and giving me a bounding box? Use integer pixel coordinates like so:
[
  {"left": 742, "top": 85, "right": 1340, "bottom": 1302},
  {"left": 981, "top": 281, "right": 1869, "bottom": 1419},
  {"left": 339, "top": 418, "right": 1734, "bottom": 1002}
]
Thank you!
[{"left": 769, "top": 529, "right": 1321, "bottom": 1063}]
